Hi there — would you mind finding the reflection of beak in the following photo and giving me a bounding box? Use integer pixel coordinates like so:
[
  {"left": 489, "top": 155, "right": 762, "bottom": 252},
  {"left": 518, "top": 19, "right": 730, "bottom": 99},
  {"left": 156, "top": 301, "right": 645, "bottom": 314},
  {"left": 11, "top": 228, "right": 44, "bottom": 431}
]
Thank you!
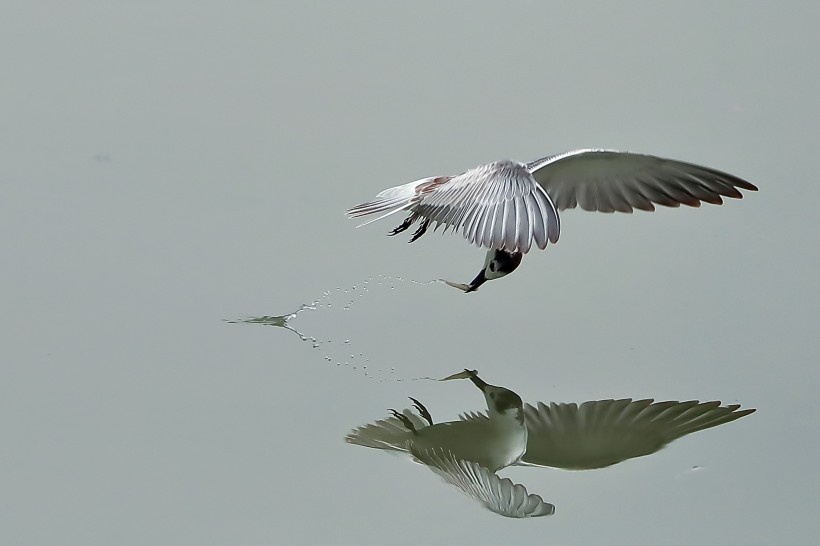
[
  {"left": 442, "top": 369, "right": 488, "bottom": 391},
  {"left": 440, "top": 369, "right": 477, "bottom": 381}
]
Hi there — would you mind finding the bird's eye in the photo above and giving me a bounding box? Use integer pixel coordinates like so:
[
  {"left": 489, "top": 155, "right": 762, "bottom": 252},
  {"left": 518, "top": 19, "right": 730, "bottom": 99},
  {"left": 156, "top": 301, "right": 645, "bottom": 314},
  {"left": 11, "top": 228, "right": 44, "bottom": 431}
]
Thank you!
[{"left": 489, "top": 262, "right": 496, "bottom": 272}]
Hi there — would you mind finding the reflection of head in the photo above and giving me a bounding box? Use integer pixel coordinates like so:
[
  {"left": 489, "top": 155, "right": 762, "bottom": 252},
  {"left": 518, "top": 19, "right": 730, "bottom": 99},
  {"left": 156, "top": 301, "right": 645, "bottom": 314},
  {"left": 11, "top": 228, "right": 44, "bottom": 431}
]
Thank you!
[{"left": 466, "top": 370, "right": 524, "bottom": 424}]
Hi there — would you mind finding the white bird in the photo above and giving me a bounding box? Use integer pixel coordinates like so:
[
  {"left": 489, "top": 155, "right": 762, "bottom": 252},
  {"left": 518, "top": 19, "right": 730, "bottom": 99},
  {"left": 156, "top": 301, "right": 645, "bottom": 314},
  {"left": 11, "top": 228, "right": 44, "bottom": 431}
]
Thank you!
[
  {"left": 346, "top": 149, "right": 758, "bottom": 291},
  {"left": 346, "top": 369, "right": 755, "bottom": 517}
]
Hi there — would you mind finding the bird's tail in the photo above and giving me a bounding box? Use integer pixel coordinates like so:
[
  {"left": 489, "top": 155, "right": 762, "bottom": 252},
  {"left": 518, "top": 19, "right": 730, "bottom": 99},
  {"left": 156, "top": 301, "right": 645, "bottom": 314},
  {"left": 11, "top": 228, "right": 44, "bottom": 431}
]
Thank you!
[
  {"left": 345, "top": 177, "right": 437, "bottom": 227},
  {"left": 344, "top": 409, "right": 428, "bottom": 452}
]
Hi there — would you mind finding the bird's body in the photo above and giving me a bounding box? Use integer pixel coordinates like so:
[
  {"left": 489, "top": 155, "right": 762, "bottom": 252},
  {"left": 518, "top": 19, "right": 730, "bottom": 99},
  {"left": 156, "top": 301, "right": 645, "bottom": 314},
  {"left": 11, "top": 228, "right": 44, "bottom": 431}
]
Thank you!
[
  {"left": 346, "top": 149, "right": 757, "bottom": 291},
  {"left": 387, "top": 370, "right": 529, "bottom": 472},
  {"left": 403, "top": 406, "right": 528, "bottom": 472}
]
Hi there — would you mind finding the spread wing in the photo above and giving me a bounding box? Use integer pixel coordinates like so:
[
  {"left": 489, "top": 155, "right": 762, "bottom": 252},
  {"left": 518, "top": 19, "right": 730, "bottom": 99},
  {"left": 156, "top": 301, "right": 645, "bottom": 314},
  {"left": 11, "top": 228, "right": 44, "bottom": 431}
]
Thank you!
[
  {"left": 347, "top": 161, "right": 559, "bottom": 253},
  {"left": 527, "top": 149, "right": 757, "bottom": 213},
  {"left": 461, "top": 399, "right": 755, "bottom": 470},
  {"left": 410, "top": 444, "right": 555, "bottom": 518},
  {"left": 521, "top": 399, "right": 755, "bottom": 469}
]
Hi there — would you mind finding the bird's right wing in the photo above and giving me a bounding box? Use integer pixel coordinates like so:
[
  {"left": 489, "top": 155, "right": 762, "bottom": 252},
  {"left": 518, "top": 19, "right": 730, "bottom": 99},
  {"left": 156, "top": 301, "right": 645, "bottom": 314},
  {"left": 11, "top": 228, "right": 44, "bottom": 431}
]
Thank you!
[
  {"left": 409, "top": 444, "right": 555, "bottom": 518},
  {"left": 517, "top": 399, "right": 755, "bottom": 470}
]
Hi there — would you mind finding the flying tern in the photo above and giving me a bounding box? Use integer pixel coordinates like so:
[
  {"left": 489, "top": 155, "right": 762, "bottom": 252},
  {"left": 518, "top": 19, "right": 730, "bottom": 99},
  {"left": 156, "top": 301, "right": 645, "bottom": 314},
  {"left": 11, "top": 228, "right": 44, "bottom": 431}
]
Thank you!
[{"left": 346, "top": 150, "right": 757, "bottom": 291}]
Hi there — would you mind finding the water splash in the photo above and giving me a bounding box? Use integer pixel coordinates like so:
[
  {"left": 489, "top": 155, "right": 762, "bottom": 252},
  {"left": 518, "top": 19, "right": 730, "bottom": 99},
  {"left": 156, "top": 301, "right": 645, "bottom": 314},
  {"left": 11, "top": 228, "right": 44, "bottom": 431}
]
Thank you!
[
  {"left": 228, "top": 275, "right": 440, "bottom": 383},
  {"left": 226, "top": 302, "right": 317, "bottom": 342}
]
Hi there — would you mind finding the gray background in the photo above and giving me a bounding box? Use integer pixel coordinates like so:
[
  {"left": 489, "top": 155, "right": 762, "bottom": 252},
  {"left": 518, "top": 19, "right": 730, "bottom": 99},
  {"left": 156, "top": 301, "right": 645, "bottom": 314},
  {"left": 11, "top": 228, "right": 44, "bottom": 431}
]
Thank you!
[{"left": 2, "top": 1, "right": 818, "bottom": 544}]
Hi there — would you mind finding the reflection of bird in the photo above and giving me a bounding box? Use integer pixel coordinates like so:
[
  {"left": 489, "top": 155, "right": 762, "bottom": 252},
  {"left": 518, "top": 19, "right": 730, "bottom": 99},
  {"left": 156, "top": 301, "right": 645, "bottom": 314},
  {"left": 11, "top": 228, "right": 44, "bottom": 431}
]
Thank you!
[
  {"left": 346, "top": 150, "right": 757, "bottom": 292},
  {"left": 346, "top": 370, "right": 755, "bottom": 517},
  {"left": 348, "top": 370, "right": 555, "bottom": 518}
]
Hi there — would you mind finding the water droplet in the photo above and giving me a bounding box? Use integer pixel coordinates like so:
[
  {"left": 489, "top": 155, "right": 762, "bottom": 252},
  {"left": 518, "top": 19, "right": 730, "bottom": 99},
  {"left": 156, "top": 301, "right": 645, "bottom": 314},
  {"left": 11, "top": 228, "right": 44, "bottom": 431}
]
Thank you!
[{"left": 344, "top": 340, "right": 350, "bottom": 344}]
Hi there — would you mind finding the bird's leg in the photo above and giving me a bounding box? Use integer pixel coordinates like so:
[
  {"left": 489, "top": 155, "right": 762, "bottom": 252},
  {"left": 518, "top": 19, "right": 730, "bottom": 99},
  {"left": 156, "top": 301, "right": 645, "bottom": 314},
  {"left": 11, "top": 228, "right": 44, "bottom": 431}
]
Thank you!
[
  {"left": 408, "top": 218, "right": 430, "bottom": 243},
  {"left": 388, "top": 409, "right": 418, "bottom": 435},
  {"left": 388, "top": 214, "right": 415, "bottom": 236},
  {"left": 408, "top": 396, "right": 433, "bottom": 426}
]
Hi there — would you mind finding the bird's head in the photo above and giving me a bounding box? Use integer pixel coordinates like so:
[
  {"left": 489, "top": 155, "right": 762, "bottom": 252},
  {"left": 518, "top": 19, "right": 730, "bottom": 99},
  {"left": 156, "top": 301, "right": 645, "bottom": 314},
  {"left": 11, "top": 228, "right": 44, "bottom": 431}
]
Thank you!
[{"left": 484, "top": 249, "right": 523, "bottom": 281}]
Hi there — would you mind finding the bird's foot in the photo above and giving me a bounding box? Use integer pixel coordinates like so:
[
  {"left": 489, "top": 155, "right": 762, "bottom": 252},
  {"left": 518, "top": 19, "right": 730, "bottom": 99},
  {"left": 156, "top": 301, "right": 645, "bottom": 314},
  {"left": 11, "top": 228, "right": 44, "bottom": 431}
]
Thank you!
[
  {"left": 408, "top": 218, "right": 430, "bottom": 243},
  {"left": 388, "top": 215, "right": 414, "bottom": 236},
  {"left": 409, "top": 396, "right": 433, "bottom": 426},
  {"left": 388, "top": 409, "right": 418, "bottom": 434}
]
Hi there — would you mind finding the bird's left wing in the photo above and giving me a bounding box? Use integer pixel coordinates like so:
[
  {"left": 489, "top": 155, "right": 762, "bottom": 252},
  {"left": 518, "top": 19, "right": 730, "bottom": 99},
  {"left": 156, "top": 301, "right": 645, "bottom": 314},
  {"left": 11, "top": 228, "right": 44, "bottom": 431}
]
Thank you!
[
  {"left": 416, "top": 161, "right": 560, "bottom": 253},
  {"left": 518, "top": 399, "right": 756, "bottom": 470},
  {"left": 527, "top": 149, "right": 757, "bottom": 213},
  {"left": 409, "top": 444, "right": 555, "bottom": 518},
  {"left": 460, "top": 399, "right": 755, "bottom": 470}
]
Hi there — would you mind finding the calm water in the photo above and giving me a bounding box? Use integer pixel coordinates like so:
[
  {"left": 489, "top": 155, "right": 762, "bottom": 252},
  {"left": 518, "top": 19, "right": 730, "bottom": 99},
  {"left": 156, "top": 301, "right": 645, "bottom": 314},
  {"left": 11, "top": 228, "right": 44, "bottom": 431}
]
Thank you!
[{"left": 2, "top": 2, "right": 818, "bottom": 544}]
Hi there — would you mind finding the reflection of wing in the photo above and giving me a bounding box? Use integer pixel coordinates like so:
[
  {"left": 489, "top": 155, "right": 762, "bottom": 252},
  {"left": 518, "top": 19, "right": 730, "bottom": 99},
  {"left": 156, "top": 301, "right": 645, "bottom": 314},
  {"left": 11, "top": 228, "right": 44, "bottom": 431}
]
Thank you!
[
  {"left": 461, "top": 399, "right": 755, "bottom": 470},
  {"left": 344, "top": 409, "right": 426, "bottom": 452},
  {"left": 410, "top": 444, "right": 555, "bottom": 518},
  {"left": 526, "top": 149, "right": 757, "bottom": 213}
]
